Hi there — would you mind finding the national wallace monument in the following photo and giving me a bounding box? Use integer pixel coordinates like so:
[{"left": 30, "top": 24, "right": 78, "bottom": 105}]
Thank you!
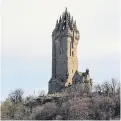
[{"left": 49, "top": 8, "right": 92, "bottom": 93}]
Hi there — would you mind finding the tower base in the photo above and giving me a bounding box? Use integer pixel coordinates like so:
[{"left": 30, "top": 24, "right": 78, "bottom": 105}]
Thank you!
[{"left": 48, "top": 78, "right": 65, "bottom": 94}]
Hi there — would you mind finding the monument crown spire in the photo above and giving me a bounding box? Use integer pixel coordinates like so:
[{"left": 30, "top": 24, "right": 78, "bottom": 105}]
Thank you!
[{"left": 52, "top": 8, "right": 79, "bottom": 37}]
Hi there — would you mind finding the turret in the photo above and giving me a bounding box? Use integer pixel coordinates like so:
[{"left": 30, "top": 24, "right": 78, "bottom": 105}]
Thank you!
[{"left": 86, "top": 68, "right": 89, "bottom": 75}]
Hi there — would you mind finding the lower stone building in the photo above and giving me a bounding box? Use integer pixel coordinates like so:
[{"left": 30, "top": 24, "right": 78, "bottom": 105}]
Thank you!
[{"left": 72, "top": 69, "right": 92, "bottom": 93}]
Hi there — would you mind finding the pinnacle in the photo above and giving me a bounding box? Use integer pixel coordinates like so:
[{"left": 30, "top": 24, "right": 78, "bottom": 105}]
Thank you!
[
  {"left": 53, "top": 8, "right": 79, "bottom": 33},
  {"left": 65, "top": 7, "right": 68, "bottom": 13}
]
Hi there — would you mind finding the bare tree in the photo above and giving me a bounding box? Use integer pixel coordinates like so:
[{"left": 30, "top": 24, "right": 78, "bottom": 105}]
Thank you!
[
  {"left": 101, "top": 81, "right": 111, "bottom": 96},
  {"left": 8, "top": 89, "right": 24, "bottom": 104},
  {"left": 38, "top": 90, "right": 46, "bottom": 97},
  {"left": 116, "top": 84, "right": 120, "bottom": 94},
  {"left": 111, "top": 78, "right": 117, "bottom": 95},
  {"left": 94, "top": 84, "right": 102, "bottom": 95}
]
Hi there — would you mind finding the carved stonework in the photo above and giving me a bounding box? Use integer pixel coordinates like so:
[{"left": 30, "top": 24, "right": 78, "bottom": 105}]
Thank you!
[{"left": 49, "top": 8, "right": 92, "bottom": 94}]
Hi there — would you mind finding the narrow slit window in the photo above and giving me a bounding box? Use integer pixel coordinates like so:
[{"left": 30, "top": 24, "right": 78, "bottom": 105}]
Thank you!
[
  {"left": 72, "top": 51, "right": 74, "bottom": 56},
  {"left": 60, "top": 50, "right": 61, "bottom": 55},
  {"left": 70, "top": 42, "right": 71, "bottom": 56},
  {"left": 72, "top": 41, "right": 74, "bottom": 48}
]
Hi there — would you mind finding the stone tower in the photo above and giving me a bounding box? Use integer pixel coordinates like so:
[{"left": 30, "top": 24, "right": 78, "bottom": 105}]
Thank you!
[{"left": 49, "top": 8, "right": 80, "bottom": 93}]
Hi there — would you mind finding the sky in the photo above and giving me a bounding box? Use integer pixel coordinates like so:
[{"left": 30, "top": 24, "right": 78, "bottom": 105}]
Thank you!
[{"left": 1, "top": 0, "right": 120, "bottom": 101}]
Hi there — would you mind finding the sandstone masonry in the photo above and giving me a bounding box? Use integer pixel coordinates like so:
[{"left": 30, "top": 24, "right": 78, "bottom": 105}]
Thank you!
[{"left": 48, "top": 8, "right": 92, "bottom": 93}]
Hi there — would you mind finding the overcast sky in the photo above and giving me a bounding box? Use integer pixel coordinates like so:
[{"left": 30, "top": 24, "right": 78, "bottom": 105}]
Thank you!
[{"left": 1, "top": 0, "right": 120, "bottom": 101}]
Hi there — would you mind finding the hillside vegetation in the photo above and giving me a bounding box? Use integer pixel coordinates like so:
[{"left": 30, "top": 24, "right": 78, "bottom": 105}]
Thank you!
[{"left": 1, "top": 79, "right": 120, "bottom": 120}]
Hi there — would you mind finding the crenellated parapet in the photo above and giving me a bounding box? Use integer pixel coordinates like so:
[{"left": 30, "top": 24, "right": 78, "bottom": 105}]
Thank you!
[{"left": 52, "top": 8, "right": 80, "bottom": 41}]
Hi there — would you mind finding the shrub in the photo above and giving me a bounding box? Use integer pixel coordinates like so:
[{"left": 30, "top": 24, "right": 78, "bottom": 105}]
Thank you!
[
  {"left": 68, "top": 97, "right": 91, "bottom": 120},
  {"left": 58, "top": 101, "right": 71, "bottom": 119},
  {"left": 31, "top": 102, "right": 57, "bottom": 120},
  {"left": 1, "top": 99, "right": 12, "bottom": 120},
  {"left": 90, "top": 96, "right": 116, "bottom": 120}
]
